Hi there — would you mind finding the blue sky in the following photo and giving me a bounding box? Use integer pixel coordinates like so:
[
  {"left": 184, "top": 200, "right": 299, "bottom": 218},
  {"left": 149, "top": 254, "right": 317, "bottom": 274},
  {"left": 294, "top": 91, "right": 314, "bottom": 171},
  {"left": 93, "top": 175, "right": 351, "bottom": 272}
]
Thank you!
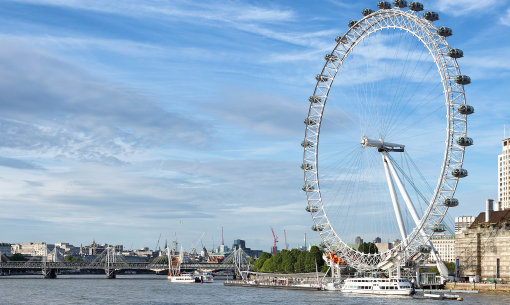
[{"left": 0, "top": 0, "right": 509, "bottom": 252}]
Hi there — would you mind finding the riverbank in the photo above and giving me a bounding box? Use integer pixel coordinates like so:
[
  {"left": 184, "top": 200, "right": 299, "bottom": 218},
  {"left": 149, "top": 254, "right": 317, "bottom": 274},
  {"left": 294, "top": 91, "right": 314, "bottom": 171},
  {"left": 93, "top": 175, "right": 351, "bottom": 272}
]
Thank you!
[{"left": 445, "top": 282, "right": 510, "bottom": 293}]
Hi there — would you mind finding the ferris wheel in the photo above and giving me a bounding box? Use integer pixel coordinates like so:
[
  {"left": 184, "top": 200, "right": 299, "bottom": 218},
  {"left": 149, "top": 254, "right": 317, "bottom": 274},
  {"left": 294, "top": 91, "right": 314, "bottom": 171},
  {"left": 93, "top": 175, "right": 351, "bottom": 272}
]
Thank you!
[{"left": 302, "top": 1, "right": 474, "bottom": 271}]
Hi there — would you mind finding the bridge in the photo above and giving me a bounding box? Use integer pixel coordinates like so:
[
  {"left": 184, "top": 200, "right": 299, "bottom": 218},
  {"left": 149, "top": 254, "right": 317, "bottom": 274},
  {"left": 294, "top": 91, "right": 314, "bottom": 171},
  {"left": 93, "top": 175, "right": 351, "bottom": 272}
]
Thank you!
[{"left": 0, "top": 247, "right": 250, "bottom": 279}]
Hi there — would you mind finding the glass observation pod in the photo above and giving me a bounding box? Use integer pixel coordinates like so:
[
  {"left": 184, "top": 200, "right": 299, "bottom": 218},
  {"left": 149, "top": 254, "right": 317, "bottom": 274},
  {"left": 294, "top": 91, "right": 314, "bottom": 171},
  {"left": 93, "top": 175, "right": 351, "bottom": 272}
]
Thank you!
[
  {"left": 393, "top": 0, "right": 408, "bottom": 8},
  {"left": 377, "top": 1, "right": 392, "bottom": 9},
  {"left": 457, "top": 136, "right": 474, "bottom": 146},
  {"left": 304, "top": 118, "right": 317, "bottom": 126},
  {"left": 431, "top": 223, "right": 447, "bottom": 233},
  {"left": 423, "top": 11, "right": 439, "bottom": 21},
  {"left": 455, "top": 75, "right": 471, "bottom": 85},
  {"left": 325, "top": 54, "right": 339, "bottom": 62},
  {"left": 452, "top": 168, "right": 468, "bottom": 178},
  {"left": 306, "top": 205, "right": 320, "bottom": 213},
  {"left": 458, "top": 104, "right": 475, "bottom": 115},
  {"left": 316, "top": 74, "right": 329, "bottom": 82},
  {"left": 302, "top": 184, "right": 315, "bottom": 192},
  {"left": 418, "top": 245, "right": 432, "bottom": 253},
  {"left": 443, "top": 198, "right": 459, "bottom": 207},
  {"left": 362, "top": 8, "right": 375, "bottom": 16},
  {"left": 312, "top": 224, "right": 325, "bottom": 231},
  {"left": 408, "top": 1, "right": 424, "bottom": 11},
  {"left": 301, "top": 163, "right": 313, "bottom": 170},
  {"left": 309, "top": 95, "right": 321, "bottom": 103},
  {"left": 335, "top": 36, "right": 349, "bottom": 44},
  {"left": 348, "top": 20, "right": 359, "bottom": 28},
  {"left": 437, "top": 27, "right": 453, "bottom": 37},
  {"left": 448, "top": 48, "right": 464, "bottom": 58},
  {"left": 301, "top": 140, "right": 314, "bottom": 148}
]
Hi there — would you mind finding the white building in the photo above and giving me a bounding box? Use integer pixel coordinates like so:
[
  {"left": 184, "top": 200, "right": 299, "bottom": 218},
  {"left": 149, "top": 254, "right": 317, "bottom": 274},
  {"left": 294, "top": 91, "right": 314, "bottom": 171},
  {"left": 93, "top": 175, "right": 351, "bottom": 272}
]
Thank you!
[
  {"left": 11, "top": 242, "right": 53, "bottom": 257},
  {"left": 455, "top": 216, "right": 475, "bottom": 233},
  {"left": 498, "top": 137, "right": 510, "bottom": 210},
  {"left": 429, "top": 234, "right": 455, "bottom": 263}
]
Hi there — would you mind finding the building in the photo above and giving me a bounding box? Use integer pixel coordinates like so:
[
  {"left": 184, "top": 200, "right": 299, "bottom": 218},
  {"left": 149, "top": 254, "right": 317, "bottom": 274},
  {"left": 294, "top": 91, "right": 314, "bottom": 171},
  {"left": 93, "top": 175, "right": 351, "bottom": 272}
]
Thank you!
[
  {"left": 373, "top": 237, "right": 382, "bottom": 243},
  {"left": 375, "top": 242, "right": 392, "bottom": 253},
  {"left": 429, "top": 234, "right": 455, "bottom": 263},
  {"left": 232, "top": 239, "right": 263, "bottom": 258},
  {"left": 355, "top": 236, "right": 363, "bottom": 245},
  {"left": 455, "top": 216, "right": 475, "bottom": 233},
  {"left": 11, "top": 242, "right": 53, "bottom": 257},
  {"left": 0, "top": 243, "right": 12, "bottom": 256},
  {"left": 498, "top": 137, "right": 510, "bottom": 209},
  {"left": 455, "top": 199, "right": 510, "bottom": 281}
]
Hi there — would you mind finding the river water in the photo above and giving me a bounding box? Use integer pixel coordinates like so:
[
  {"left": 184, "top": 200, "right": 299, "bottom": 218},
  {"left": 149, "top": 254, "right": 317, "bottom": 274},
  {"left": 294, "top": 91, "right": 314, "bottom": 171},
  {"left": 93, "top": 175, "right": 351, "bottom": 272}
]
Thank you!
[{"left": 1, "top": 275, "right": 509, "bottom": 304}]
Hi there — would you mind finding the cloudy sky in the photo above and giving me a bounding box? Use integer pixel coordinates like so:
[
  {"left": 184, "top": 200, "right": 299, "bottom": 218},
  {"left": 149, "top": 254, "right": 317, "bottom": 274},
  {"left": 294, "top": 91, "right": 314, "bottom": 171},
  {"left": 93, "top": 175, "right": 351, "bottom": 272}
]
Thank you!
[{"left": 0, "top": 0, "right": 509, "bottom": 252}]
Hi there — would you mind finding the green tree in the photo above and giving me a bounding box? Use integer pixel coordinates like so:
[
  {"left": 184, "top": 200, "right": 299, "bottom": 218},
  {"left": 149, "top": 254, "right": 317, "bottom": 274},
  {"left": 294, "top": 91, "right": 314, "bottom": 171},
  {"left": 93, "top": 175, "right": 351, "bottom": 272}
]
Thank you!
[
  {"left": 294, "top": 251, "right": 306, "bottom": 273},
  {"left": 445, "top": 262, "right": 455, "bottom": 275},
  {"left": 280, "top": 250, "right": 295, "bottom": 273},
  {"left": 9, "top": 253, "right": 28, "bottom": 261},
  {"left": 253, "top": 252, "right": 271, "bottom": 272},
  {"left": 358, "top": 242, "right": 379, "bottom": 254}
]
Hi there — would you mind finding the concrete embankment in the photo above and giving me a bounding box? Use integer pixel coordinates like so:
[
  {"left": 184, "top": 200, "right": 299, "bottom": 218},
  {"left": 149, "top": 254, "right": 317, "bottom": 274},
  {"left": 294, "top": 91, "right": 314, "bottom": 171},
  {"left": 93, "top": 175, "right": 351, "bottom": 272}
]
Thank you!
[{"left": 445, "top": 282, "right": 510, "bottom": 293}]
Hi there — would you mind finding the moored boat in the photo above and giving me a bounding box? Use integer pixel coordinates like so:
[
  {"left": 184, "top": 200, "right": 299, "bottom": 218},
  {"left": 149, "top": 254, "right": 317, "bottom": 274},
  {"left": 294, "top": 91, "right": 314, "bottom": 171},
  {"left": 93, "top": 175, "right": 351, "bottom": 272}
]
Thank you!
[{"left": 341, "top": 277, "right": 413, "bottom": 295}]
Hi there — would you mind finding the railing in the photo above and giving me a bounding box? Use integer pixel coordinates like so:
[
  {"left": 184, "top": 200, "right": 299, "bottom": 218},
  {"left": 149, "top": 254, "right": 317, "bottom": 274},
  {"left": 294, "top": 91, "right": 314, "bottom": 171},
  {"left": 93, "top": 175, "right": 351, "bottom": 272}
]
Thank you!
[{"left": 0, "top": 261, "right": 238, "bottom": 270}]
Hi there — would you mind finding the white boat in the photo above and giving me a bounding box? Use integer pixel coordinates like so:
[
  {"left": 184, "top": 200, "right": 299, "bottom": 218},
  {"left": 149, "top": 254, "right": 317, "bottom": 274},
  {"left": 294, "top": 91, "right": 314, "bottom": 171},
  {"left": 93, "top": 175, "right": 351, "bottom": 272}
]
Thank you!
[
  {"left": 168, "top": 274, "right": 195, "bottom": 283},
  {"left": 194, "top": 271, "right": 214, "bottom": 283},
  {"left": 341, "top": 277, "right": 413, "bottom": 295}
]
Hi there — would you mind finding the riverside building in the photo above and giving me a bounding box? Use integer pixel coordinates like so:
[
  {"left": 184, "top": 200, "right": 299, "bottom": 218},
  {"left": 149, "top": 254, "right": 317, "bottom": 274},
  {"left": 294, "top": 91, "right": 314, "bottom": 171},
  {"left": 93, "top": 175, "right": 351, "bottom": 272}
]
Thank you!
[{"left": 499, "top": 137, "right": 510, "bottom": 209}]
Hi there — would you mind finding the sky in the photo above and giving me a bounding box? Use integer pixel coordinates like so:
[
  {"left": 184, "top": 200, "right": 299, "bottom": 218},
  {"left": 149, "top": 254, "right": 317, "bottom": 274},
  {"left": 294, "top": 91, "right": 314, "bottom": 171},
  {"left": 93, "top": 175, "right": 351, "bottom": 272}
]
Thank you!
[{"left": 0, "top": 0, "right": 509, "bottom": 252}]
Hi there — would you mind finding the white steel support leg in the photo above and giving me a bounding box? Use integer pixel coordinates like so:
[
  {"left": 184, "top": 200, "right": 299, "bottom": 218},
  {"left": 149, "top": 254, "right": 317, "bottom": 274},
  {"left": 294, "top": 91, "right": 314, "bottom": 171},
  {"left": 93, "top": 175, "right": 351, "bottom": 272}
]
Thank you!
[
  {"left": 385, "top": 153, "right": 449, "bottom": 282},
  {"left": 382, "top": 152, "right": 407, "bottom": 247}
]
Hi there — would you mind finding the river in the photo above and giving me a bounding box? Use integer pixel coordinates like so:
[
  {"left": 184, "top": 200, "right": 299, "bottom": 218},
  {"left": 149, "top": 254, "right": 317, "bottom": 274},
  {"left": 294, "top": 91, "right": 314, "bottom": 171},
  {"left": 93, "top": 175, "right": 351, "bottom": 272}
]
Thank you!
[{"left": 1, "top": 275, "right": 509, "bottom": 304}]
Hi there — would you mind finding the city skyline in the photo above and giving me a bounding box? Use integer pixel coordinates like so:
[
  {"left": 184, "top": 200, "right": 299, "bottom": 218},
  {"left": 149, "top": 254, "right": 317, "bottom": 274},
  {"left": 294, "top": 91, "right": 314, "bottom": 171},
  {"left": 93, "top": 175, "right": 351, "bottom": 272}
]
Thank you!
[{"left": 0, "top": 0, "right": 509, "bottom": 250}]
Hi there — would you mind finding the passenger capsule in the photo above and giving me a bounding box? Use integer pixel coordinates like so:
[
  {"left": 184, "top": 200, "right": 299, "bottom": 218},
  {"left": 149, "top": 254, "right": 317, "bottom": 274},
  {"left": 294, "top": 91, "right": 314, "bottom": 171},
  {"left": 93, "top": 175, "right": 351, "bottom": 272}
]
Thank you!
[
  {"left": 452, "top": 168, "right": 468, "bottom": 178},
  {"left": 325, "top": 54, "right": 339, "bottom": 62},
  {"left": 455, "top": 75, "right": 471, "bottom": 85},
  {"left": 377, "top": 1, "right": 392, "bottom": 9},
  {"left": 408, "top": 2, "right": 424, "bottom": 11},
  {"left": 362, "top": 8, "right": 374, "bottom": 16},
  {"left": 456, "top": 136, "right": 473, "bottom": 147},
  {"left": 447, "top": 48, "right": 464, "bottom": 58},
  {"left": 437, "top": 27, "right": 452, "bottom": 37},
  {"left": 432, "top": 223, "right": 447, "bottom": 233},
  {"left": 423, "top": 11, "right": 439, "bottom": 21},
  {"left": 443, "top": 198, "right": 459, "bottom": 207},
  {"left": 457, "top": 104, "right": 474, "bottom": 115},
  {"left": 301, "top": 140, "right": 314, "bottom": 148},
  {"left": 304, "top": 118, "right": 317, "bottom": 126},
  {"left": 306, "top": 205, "right": 320, "bottom": 213},
  {"left": 316, "top": 74, "right": 329, "bottom": 82},
  {"left": 302, "top": 184, "right": 315, "bottom": 192},
  {"left": 348, "top": 20, "right": 359, "bottom": 28},
  {"left": 301, "top": 163, "right": 313, "bottom": 171},
  {"left": 393, "top": 0, "right": 407, "bottom": 8},
  {"left": 312, "top": 224, "right": 325, "bottom": 231},
  {"left": 418, "top": 245, "right": 431, "bottom": 253},
  {"left": 335, "top": 36, "right": 349, "bottom": 44},
  {"left": 309, "top": 95, "right": 321, "bottom": 103}
]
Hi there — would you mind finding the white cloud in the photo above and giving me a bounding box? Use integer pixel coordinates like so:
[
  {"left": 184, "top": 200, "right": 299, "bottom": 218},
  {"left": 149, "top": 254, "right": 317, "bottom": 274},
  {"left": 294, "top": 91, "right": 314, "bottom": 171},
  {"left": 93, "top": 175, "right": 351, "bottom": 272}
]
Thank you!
[
  {"left": 500, "top": 8, "right": 510, "bottom": 26},
  {"left": 432, "top": 0, "right": 504, "bottom": 16}
]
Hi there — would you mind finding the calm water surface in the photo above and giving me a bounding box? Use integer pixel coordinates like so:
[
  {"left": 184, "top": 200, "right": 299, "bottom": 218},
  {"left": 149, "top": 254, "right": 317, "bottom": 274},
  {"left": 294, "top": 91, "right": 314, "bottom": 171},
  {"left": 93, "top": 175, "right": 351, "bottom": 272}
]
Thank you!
[{"left": 1, "top": 275, "right": 510, "bottom": 305}]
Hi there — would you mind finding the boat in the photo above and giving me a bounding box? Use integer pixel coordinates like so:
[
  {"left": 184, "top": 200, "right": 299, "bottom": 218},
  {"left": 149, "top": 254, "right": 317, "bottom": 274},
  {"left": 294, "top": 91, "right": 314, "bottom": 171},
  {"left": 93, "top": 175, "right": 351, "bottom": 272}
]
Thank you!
[
  {"left": 167, "top": 244, "right": 195, "bottom": 283},
  {"left": 340, "top": 277, "right": 413, "bottom": 295},
  {"left": 194, "top": 271, "right": 214, "bottom": 283}
]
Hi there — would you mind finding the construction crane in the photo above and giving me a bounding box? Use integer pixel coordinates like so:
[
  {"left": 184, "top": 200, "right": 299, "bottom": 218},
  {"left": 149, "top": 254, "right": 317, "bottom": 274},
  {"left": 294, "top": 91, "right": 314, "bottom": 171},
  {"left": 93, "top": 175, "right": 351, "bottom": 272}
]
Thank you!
[
  {"left": 155, "top": 233, "right": 162, "bottom": 251},
  {"left": 270, "top": 227, "right": 278, "bottom": 254},
  {"left": 284, "top": 230, "right": 289, "bottom": 250}
]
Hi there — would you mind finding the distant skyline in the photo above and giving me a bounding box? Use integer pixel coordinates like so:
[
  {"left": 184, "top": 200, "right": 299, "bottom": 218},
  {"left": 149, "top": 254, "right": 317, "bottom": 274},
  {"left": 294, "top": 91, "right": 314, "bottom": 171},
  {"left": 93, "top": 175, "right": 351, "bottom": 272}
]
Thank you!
[{"left": 0, "top": 0, "right": 509, "bottom": 251}]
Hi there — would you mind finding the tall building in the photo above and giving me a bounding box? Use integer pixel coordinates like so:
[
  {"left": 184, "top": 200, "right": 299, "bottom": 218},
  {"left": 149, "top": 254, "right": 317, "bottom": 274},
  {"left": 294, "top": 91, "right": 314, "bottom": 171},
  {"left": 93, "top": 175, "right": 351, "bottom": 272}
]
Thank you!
[
  {"left": 498, "top": 137, "right": 510, "bottom": 209},
  {"left": 429, "top": 234, "right": 455, "bottom": 263},
  {"left": 455, "top": 216, "right": 475, "bottom": 233}
]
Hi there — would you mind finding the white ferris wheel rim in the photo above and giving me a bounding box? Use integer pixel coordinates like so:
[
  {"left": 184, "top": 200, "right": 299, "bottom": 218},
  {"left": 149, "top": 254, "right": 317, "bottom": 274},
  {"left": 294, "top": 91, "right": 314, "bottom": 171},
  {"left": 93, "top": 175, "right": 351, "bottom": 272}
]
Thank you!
[{"left": 302, "top": 6, "right": 469, "bottom": 271}]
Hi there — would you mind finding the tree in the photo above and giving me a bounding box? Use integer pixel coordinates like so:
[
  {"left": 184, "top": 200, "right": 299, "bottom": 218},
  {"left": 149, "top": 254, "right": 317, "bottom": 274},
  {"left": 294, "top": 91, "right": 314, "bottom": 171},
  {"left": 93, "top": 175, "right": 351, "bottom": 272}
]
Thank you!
[
  {"left": 294, "top": 251, "right": 306, "bottom": 273},
  {"left": 358, "top": 242, "right": 379, "bottom": 254},
  {"left": 280, "top": 250, "right": 295, "bottom": 273},
  {"left": 253, "top": 252, "right": 271, "bottom": 272},
  {"left": 9, "top": 253, "right": 28, "bottom": 261},
  {"left": 63, "top": 255, "right": 84, "bottom": 262}
]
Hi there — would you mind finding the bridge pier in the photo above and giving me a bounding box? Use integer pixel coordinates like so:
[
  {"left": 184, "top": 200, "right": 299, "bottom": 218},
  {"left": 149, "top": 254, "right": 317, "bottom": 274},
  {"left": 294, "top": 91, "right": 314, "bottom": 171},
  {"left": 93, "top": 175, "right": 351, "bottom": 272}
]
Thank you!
[
  {"left": 105, "top": 269, "right": 116, "bottom": 279},
  {"left": 42, "top": 269, "right": 57, "bottom": 279}
]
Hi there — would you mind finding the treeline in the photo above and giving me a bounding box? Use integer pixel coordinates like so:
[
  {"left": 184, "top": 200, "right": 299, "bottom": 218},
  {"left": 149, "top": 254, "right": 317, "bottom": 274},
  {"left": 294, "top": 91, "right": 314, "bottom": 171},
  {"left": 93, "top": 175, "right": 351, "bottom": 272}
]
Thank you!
[{"left": 252, "top": 246, "right": 327, "bottom": 273}]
